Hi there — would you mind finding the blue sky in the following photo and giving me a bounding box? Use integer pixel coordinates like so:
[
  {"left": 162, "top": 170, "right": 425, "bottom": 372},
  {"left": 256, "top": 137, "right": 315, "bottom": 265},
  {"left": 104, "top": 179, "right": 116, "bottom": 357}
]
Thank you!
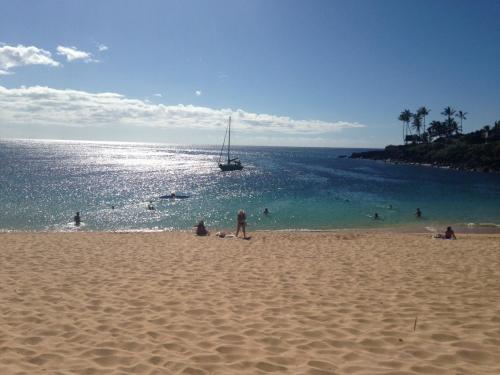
[{"left": 0, "top": 0, "right": 499, "bottom": 147}]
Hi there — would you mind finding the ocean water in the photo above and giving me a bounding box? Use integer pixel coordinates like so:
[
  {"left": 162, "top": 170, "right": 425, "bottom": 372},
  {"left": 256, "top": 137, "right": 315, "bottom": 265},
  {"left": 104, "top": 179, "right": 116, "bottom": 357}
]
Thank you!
[{"left": 1, "top": 138, "right": 500, "bottom": 232}]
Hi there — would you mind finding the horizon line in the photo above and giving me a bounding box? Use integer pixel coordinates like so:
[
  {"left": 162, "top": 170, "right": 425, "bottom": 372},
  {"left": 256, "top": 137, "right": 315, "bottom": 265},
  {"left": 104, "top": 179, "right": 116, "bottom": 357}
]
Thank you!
[{"left": 0, "top": 137, "right": 382, "bottom": 150}]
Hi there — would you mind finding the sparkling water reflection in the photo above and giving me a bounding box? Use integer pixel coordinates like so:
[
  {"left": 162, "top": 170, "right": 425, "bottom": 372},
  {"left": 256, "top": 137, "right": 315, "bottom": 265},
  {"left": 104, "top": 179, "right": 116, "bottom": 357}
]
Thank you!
[{"left": 1, "top": 139, "right": 499, "bottom": 231}]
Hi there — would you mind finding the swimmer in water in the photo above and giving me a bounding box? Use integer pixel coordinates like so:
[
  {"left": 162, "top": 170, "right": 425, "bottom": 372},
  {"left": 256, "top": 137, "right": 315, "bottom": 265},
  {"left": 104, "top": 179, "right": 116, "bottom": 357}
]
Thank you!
[
  {"left": 147, "top": 200, "right": 155, "bottom": 210},
  {"left": 74, "top": 212, "right": 81, "bottom": 226}
]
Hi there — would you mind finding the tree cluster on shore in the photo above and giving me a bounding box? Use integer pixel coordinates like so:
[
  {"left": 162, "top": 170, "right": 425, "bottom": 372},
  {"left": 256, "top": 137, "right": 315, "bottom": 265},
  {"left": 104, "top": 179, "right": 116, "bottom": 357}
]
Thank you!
[
  {"left": 352, "top": 107, "right": 500, "bottom": 172},
  {"left": 398, "top": 106, "right": 470, "bottom": 144}
]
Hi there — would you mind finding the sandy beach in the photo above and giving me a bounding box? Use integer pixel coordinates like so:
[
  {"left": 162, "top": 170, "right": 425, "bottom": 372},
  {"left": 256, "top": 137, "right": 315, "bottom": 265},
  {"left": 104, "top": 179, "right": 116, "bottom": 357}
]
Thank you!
[{"left": 1, "top": 231, "right": 500, "bottom": 374}]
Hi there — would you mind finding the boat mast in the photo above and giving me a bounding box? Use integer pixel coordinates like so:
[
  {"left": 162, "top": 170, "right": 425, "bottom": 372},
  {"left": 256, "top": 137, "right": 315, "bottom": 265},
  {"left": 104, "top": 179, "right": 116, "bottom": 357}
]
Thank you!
[{"left": 227, "top": 116, "right": 231, "bottom": 164}]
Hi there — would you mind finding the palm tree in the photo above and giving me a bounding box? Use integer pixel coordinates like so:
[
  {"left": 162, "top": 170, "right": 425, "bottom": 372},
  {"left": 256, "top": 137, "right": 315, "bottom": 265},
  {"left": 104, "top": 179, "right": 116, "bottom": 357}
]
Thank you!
[
  {"left": 417, "top": 106, "right": 430, "bottom": 134},
  {"left": 411, "top": 113, "right": 423, "bottom": 138},
  {"left": 441, "top": 106, "right": 457, "bottom": 135},
  {"left": 441, "top": 106, "right": 456, "bottom": 121},
  {"left": 427, "top": 120, "right": 445, "bottom": 140},
  {"left": 398, "top": 112, "right": 406, "bottom": 142},
  {"left": 455, "top": 110, "right": 467, "bottom": 134},
  {"left": 398, "top": 109, "right": 412, "bottom": 144}
]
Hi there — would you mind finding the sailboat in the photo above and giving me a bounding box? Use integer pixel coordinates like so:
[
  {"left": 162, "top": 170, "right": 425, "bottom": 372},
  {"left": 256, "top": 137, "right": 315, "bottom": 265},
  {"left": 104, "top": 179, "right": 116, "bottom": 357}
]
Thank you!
[{"left": 218, "top": 116, "right": 243, "bottom": 171}]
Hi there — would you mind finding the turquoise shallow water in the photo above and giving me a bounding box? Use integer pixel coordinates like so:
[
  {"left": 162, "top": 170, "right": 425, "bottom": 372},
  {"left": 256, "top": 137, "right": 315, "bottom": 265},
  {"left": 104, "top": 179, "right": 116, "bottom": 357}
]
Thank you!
[{"left": 1, "top": 139, "right": 500, "bottom": 231}]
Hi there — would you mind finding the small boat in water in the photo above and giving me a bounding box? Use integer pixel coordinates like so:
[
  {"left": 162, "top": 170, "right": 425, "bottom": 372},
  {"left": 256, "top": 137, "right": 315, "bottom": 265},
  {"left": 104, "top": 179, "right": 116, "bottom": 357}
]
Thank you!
[{"left": 218, "top": 116, "right": 243, "bottom": 171}]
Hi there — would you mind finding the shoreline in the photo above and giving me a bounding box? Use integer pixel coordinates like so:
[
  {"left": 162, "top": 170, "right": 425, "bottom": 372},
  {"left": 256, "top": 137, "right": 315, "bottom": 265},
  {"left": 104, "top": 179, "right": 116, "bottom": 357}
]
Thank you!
[
  {"left": 378, "top": 157, "right": 500, "bottom": 174},
  {"left": 350, "top": 146, "right": 500, "bottom": 174},
  {"left": 2, "top": 222, "right": 500, "bottom": 235}
]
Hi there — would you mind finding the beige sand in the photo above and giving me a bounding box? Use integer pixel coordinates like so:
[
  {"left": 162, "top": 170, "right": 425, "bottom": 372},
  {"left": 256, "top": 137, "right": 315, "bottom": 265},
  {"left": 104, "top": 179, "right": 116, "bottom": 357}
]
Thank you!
[{"left": 1, "top": 231, "right": 500, "bottom": 375}]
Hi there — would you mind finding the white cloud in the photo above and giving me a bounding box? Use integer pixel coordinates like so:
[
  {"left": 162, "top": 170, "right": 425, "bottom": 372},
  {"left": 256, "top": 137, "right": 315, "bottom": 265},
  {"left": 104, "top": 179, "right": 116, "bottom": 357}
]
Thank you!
[
  {"left": 97, "top": 44, "right": 108, "bottom": 52},
  {"left": 56, "top": 46, "right": 97, "bottom": 63},
  {"left": 0, "top": 85, "right": 365, "bottom": 135},
  {"left": 195, "top": 90, "right": 202, "bottom": 96},
  {"left": 153, "top": 93, "right": 162, "bottom": 97},
  {"left": 0, "top": 69, "right": 12, "bottom": 75},
  {"left": 0, "top": 44, "right": 59, "bottom": 74}
]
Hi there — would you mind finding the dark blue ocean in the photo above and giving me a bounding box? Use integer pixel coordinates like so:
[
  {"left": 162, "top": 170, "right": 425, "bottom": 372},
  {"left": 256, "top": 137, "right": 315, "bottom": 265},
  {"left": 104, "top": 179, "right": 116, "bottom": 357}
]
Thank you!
[{"left": 1, "top": 139, "right": 499, "bottom": 232}]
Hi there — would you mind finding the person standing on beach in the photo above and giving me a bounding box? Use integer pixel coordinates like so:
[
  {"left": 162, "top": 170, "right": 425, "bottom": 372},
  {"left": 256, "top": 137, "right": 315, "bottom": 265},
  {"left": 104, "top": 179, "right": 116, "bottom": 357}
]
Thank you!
[{"left": 236, "top": 209, "right": 247, "bottom": 238}]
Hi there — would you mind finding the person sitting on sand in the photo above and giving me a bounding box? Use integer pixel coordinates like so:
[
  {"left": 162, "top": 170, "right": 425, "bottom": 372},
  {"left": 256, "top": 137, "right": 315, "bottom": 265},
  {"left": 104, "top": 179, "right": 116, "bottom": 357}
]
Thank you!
[
  {"left": 74, "top": 212, "right": 81, "bottom": 226},
  {"left": 236, "top": 209, "right": 247, "bottom": 238},
  {"left": 416, "top": 208, "right": 422, "bottom": 218},
  {"left": 445, "top": 226, "right": 456, "bottom": 240},
  {"left": 433, "top": 226, "right": 457, "bottom": 240},
  {"left": 194, "top": 220, "right": 209, "bottom": 236}
]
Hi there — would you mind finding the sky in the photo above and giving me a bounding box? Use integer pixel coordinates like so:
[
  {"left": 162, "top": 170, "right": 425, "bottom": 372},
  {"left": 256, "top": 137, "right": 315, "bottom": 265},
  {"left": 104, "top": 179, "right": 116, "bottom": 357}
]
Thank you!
[{"left": 0, "top": 0, "right": 499, "bottom": 147}]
